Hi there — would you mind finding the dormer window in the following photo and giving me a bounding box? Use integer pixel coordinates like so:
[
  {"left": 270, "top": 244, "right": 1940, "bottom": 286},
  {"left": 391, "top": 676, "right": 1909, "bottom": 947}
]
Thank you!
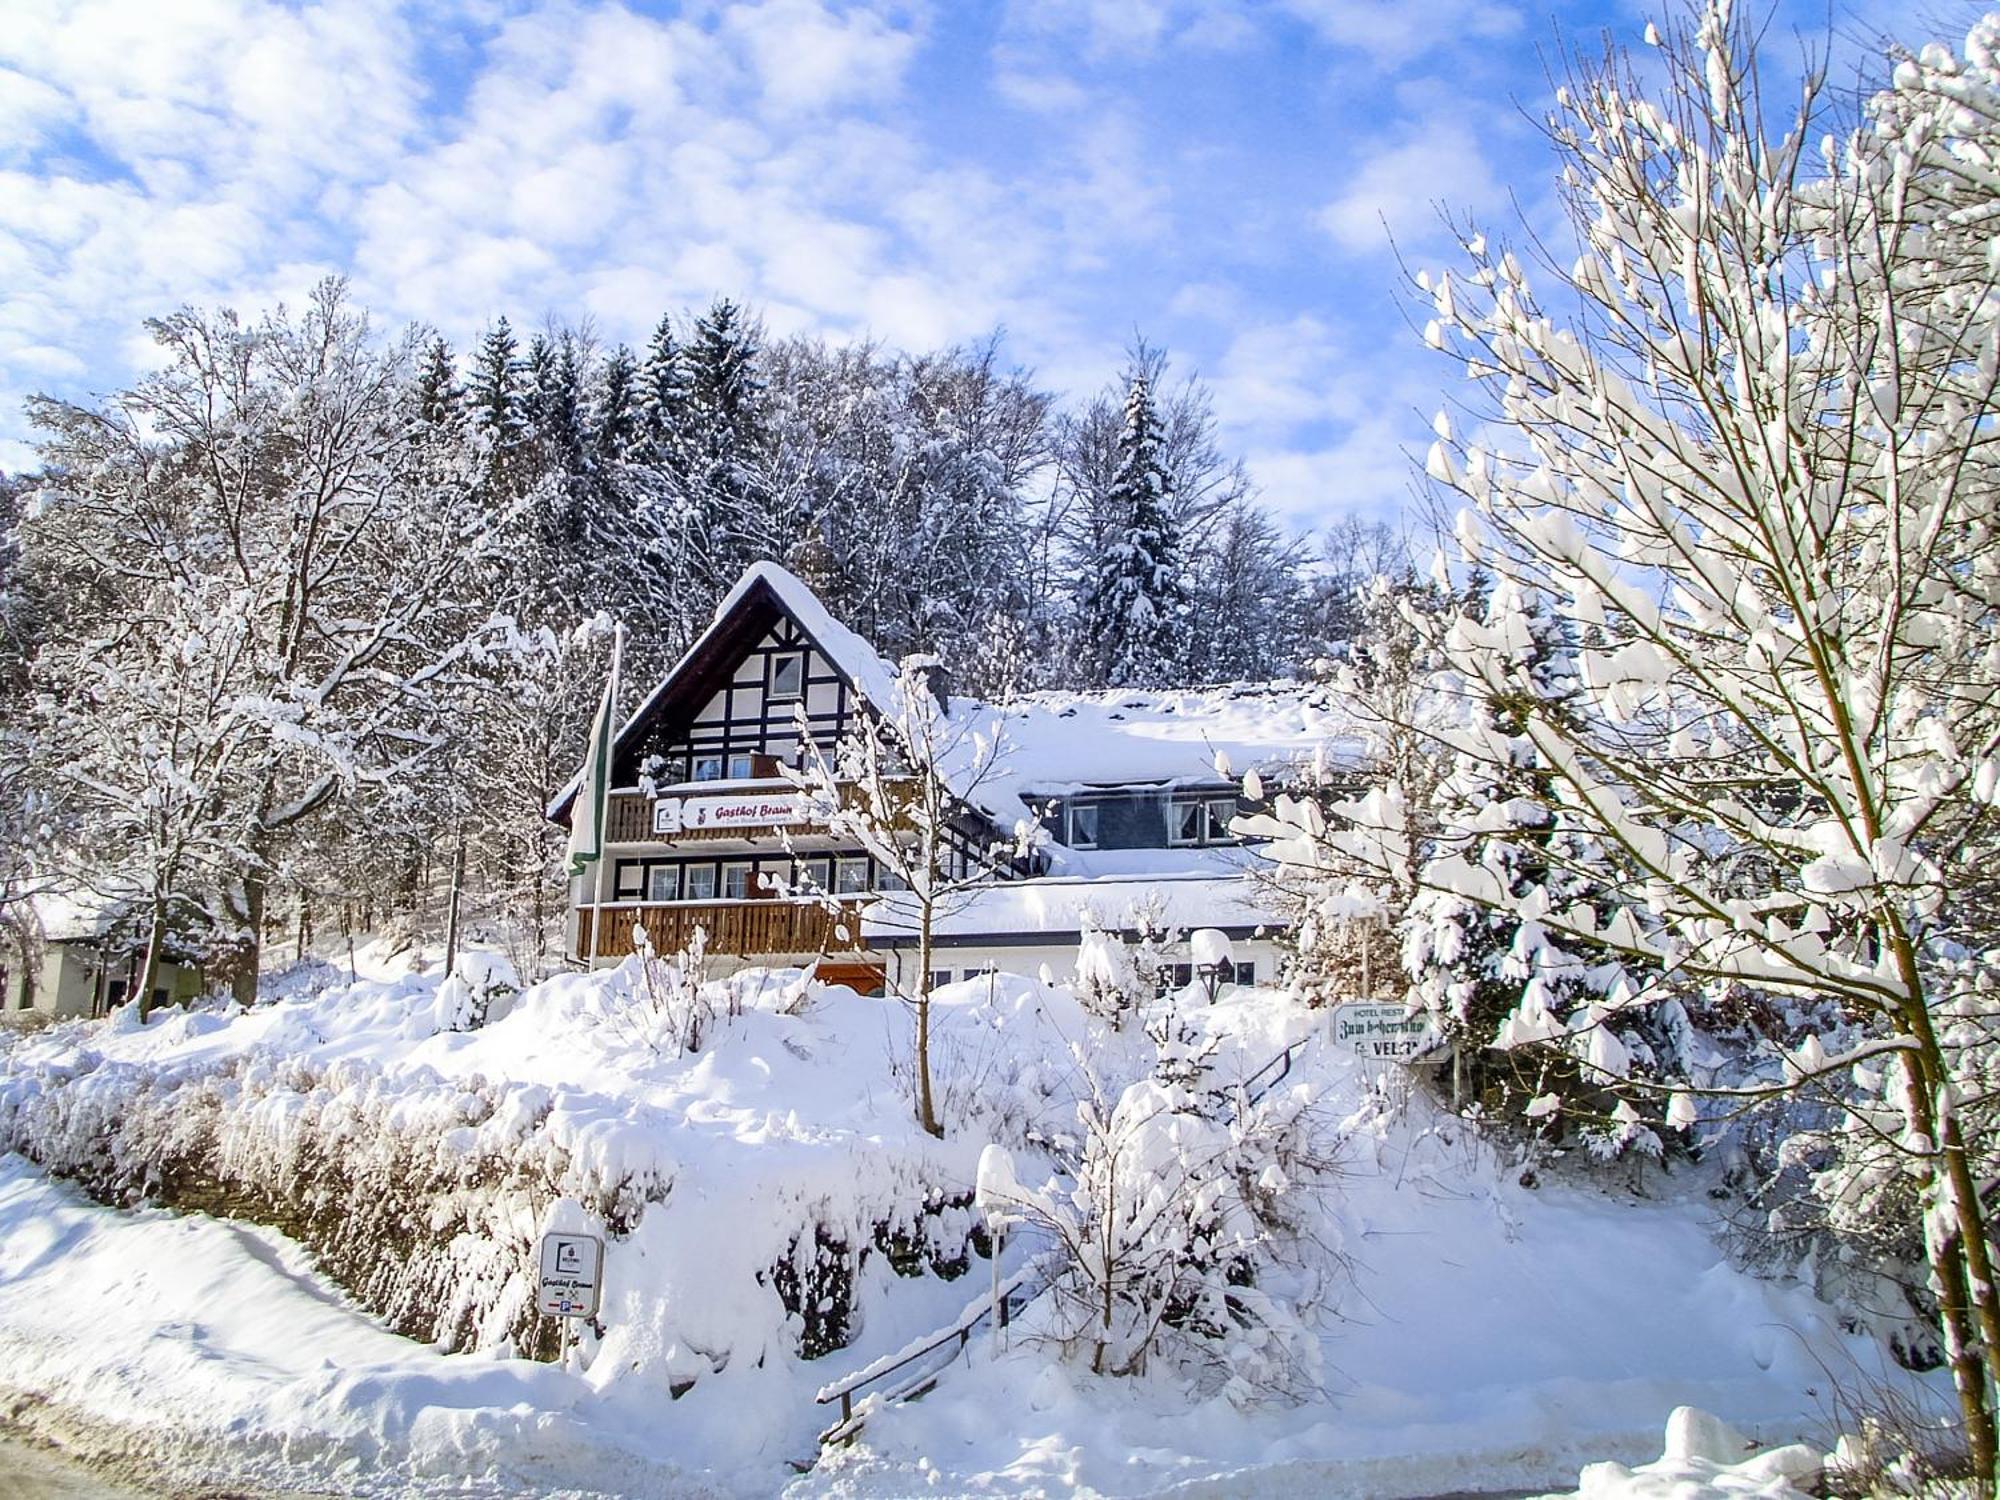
[
  {"left": 1168, "top": 796, "right": 1242, "bottom": 847},
  {"left": 1205, "top": 798, "right": 1236, "bottom": 842},
  {"left": 1066, "top": 802, "right": 1100, "bottom": 850},
  {"left": 770, "top": 652, "right": 805, "bottom": 700}
]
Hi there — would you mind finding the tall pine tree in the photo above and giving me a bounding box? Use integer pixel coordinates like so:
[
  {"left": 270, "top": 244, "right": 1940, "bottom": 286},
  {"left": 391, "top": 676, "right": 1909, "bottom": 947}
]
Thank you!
[
  {"left": 1080, "top": 371, "right": 1188, "bottom": 688},
  {"left": 680, "top": 298, "right": 769, "bottom": 586}
]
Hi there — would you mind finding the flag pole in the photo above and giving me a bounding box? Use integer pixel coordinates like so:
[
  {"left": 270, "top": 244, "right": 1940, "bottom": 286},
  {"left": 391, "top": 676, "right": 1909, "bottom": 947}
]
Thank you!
[{"left": 584, "top": 623, "right": 624, "bottom": 971}]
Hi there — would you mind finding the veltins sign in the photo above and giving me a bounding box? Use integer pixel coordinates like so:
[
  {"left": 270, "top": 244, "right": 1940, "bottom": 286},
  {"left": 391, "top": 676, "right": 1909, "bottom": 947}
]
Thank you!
[
  {"left": 1333, "top": 1001, "right": 1438, "bottom": 1063},
  {"left": 653, "top": 792, "right": 808, "bottom": 835},
  {"left": 536, "top": 1231, "right": 604, "bottom": 1319}
]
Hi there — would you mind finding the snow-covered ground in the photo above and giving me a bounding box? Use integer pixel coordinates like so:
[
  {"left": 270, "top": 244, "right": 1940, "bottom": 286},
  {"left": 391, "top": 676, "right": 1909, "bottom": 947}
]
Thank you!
[{"left": 0, "top": 948, "right": 1946, "bottom": 1497}]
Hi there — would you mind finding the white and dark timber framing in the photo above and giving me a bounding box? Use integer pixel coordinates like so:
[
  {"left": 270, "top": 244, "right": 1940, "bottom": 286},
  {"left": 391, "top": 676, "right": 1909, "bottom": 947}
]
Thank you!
[{"left": 549, "top": 562, "right": 1364, "bottom": 996}]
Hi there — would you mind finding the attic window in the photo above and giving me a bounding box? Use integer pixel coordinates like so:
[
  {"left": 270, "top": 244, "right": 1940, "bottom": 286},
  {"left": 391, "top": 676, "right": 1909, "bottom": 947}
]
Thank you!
[
  {"left": 771, "top": 652, "right": 805, "bottom": 700},
  {"left": 1205, "top": 798, "right": 1236, "bottom": 842},
  {"left": 1168, "top": 796, "right": 1242, "bottom": 847},
  {"left": 1066, "top": 802, "right": 1100, "bottom": 850}
]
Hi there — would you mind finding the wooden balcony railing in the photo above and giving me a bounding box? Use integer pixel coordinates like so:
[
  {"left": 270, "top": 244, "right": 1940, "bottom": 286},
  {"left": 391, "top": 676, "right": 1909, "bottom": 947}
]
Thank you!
[{"left": 577, "top": 899, "right": 869, "bottom": 960}]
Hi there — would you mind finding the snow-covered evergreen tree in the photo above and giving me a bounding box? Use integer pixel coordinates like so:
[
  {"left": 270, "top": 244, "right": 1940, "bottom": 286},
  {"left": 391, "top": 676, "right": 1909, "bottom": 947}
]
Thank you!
[
  {"left": 414, "top": 336, "right": 462, "bottom": 433},
  {"left": 680, "top": 297, "right": 769, "bottom": 587},
  {"left": 1402, "top": 582, "right": 1671, "bottom": 1150},
  {"left": 1080, "top": 372, "right": 1189, "bottom": 688},
  {"left": 636, "top": 313, "right": 690, "bottom": 471},
  {"left": 467, "top": 316, "right": 529, "bottom": 493},
  {"left": 593, "top": 343, "right": 639, "bottom": 464},
  {"left": 1183, "top": 502, "right": 1306, "bottom": 683}
]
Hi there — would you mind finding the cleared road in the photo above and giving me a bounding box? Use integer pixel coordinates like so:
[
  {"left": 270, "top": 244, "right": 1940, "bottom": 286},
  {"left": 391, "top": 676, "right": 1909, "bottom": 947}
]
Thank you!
[{"left": 0, "top": 1433, "right": 156, "bottom": 1499}]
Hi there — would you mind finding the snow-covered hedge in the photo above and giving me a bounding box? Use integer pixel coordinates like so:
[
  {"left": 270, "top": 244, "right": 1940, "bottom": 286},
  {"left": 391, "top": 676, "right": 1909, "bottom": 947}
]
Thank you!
[{"left": 0, "top": 961, "right": 987, "bottom": 1379}]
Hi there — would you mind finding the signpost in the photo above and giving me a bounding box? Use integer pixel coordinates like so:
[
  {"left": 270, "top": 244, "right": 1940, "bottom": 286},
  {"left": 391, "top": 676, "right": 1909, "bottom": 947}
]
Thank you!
[
  {"left": 537, "top": 1230, "right": 604, "bottom": 1321},
  {"left": 1333, "top": 1000, "right": 1437, "bottom": 1063}
]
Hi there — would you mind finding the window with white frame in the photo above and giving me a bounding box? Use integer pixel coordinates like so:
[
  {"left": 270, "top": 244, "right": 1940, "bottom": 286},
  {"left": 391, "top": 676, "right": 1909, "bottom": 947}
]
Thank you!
[
  {"left": 800, "top": 856, "right": 832, "bottom": 893},
  {"left": 834, "top": 856, "right": 869, "bottom": 895},
  {"left": 722, "top": 861, "right": 753, "bottom": 899},
  {"left": 1205, "top": 798, "right": 1237, "bottom": 842},
  {"left": 613, "top": 860, "right": 645, "bottom": 900},
  {"left": 1167, "top": 795, "right": 1242, "bottom": 847},
  {"left": 692, "top": 753, "right": 724, "bottom": 782},
  {"left": 726, "top": 751, "right": 757, "bottom": 780},
  {"left": 684, "top": 865, "right": 717, "bottom": 900},
  {"left": 1066, "top": 801, "right": 1100, "bottom": 849},
  {"left": 646, "top": 865, "right": 681, "bottom": 903},
  {"left": 770, "top": 652, "right": 805, "bottom": 699}
]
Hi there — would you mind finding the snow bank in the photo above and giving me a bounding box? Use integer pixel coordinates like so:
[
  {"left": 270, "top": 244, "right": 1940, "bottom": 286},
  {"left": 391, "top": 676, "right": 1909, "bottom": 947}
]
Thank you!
[
  {"left": 1534, "top": 1407, "right": 1825, "bottom": 1499},
  {"left": 0, "top": 952, "right": 1950, "bottom": 1497}
]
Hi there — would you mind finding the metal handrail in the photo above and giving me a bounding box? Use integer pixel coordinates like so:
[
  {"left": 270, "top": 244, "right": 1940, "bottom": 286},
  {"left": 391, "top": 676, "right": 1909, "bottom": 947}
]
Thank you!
[
  {"left": 814, "top": 1259, "right": 1048, "bottom": 1444},
  {"left": 1227, "top": 1034, "right": 1310, "bottom": 1111}
]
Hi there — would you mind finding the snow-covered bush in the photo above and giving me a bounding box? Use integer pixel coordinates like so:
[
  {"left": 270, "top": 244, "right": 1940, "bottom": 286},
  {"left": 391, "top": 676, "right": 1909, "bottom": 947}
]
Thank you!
[
  {"left": 984, "top": 1016, "right": 1335, "bottom": 1402},
  {"left": 1074, "top": 925, "right": 1147, "bottom": 1028},
  {"left": 0, "top": 966, "right": 991, "bottom": 1386},
  {"left": 625, "top": 922, "right": 716, "bottom": 1055}
]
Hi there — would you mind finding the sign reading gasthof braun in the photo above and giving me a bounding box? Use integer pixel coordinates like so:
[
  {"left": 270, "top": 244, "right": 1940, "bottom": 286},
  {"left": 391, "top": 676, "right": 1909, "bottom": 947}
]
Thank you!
[
  {"left": 536, "top": 1232, "right": 604, "bottom": 1319},
  {"left": 1334, "top": 1001, "right": 1437, "bottom": 1062},
  {"left": 653, "top": 793, "right": 807, "bottom": 835}
]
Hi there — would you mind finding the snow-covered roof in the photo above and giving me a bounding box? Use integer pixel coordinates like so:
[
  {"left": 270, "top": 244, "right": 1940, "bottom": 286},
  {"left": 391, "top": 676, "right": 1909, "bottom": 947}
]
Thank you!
[
  {"left": 553, "top": 563, "right": 1366, "bottom": 829},
  {"left": 31, "top": 885, "right": 128, "bottom": 944},
  {"left": 983, "top": 682, "right": 1361, "bottom": 793},
  {"left": 862, "top": 873, "right": 1283, "bottom": 945}
]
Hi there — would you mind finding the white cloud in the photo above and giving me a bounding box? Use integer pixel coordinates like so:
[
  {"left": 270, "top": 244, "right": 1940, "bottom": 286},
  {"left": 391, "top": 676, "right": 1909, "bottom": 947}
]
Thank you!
[
  {"left": 1246, "top": 441, "right": 1415, "bottom": 524},
  {"left": 723, "top": 0, "right": 923, "bottom": 114},
  {"left": 1208, "top": 314, "right": 1436, "bottom": 525},
  {"left": 1005, "top": 0, "right": 1177, "bottom": 60},
  {"left": 990, "top": 62, "right": 1091, "bottom": 113},
  {"left": 1279, "top": 0, "right": 1521, "bottom": 65},
  {"left": 1315, "top": 117, "right": 1506, "bottom": 255}
]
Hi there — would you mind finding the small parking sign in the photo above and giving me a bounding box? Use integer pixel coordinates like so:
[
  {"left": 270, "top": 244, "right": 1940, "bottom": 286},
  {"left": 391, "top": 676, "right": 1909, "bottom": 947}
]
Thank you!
[{"left": 537, "top": 1231, "right": 604, "bottom": 1319}]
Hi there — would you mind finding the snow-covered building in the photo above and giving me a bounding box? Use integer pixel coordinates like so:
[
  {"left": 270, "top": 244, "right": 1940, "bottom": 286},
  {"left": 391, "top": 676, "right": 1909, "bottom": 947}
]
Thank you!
[
  {"left": 4, "top": 889, "right": 208, "bottom": 1019},
  {"left": 550, "top": 563, "right": 1362, "bottom": 993}
]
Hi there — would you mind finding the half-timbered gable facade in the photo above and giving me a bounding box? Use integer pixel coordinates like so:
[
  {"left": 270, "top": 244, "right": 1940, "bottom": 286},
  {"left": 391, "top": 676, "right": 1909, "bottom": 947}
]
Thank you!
[
  {"left": 552, "top": 564, "right": 1026, "bottom": 992},
  {"left": 553, "top": 563, "right": 1365, "bottom": 994}
]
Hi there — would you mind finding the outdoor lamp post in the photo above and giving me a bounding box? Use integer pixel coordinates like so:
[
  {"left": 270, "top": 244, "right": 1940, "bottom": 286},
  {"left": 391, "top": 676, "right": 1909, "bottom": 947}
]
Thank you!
[{"left": 1191, "top": 927, "right": 1233, "bottom": 1005}]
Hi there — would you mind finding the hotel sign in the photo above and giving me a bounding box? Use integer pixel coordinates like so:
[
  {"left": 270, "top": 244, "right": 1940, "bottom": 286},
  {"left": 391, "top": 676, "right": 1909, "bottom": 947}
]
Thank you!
[
  {"left": 1333, "top": 1001, "right": 1438, "bottom": 1062},
  {"left": 654, "top": 792, "right": 809, "bottom": 835}
]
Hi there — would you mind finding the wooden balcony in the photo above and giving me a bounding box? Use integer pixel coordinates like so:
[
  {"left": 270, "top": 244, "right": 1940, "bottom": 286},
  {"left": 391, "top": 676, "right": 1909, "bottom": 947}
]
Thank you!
[{"left": 576, "top": 899, "right": 870, "bottom": 961}]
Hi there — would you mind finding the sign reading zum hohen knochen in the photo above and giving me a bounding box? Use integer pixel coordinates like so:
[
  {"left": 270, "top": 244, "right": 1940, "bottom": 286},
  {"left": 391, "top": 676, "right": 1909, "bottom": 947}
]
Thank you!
[
  {"left": 1334, "top": 1001, "right": 1439, "bottom": 1062},
  {"left": 536, "top": 1231, "right": 605, "bottom": 1319},
  {"left": 652, "top": 792, "right": 809, "bottom": 836}
]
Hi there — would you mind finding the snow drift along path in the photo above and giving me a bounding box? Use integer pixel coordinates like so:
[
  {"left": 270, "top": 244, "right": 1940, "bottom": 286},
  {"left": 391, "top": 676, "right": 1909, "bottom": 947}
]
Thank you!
[{"left": 0, "top": 1155, "right": 716, "bottom": 1499}]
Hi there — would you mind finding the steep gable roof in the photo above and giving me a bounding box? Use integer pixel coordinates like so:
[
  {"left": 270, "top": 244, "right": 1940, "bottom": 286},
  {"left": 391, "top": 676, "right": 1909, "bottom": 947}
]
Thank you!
[{"left": 546, "top": 562, "right": 903, "bottom": 823}]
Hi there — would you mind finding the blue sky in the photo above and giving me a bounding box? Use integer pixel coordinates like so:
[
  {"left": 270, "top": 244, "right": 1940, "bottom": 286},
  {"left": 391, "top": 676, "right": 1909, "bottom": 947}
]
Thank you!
[{"left": 0, "top": 0, "right": 1940, "bottom": 528}]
